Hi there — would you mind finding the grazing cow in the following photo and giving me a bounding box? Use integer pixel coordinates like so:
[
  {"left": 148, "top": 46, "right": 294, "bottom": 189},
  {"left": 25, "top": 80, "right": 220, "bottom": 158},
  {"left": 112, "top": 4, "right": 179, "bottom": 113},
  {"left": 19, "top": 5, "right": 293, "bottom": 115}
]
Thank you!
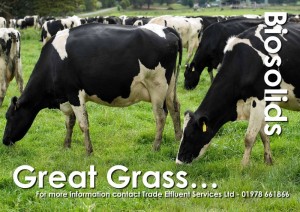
[
  {"left": 24, "top": 15, "right": 39, "bottom": 28},
  {"left": 41, "top": 16, "right": 81, "bottom": 45},
  {"left": 187, "top": 16, "right": 222, "bottom": 30},
  {"left": 9, "top": 19, "right": 17, "bottom": 28},
  {"left": 104, "top": 16, "right": 122, "bottom": 24},
  {"left": 133, "top": 17, "right": 152, "bottom": 26},
  {"left": 184, "top": 18, "right": 263, "bottom": 90},
  {"left": 176, "top": 22, "right": 300, "bottom": 165},
  {"left": 121, "top": 16, "right": 138, "bottom": 25},
  {"left": 80, "top": 18, "right": 87, "bottom": 25},
  {"left": 38, "top": 16, "right": 56, "bottom": 28},
  {"left": 98, "top": 16, "right": 121, "bottom": 25},
  {"left": 16, "top": 19, "right": 26, "bottom": 29},
  {"left": 0, "top": 28, "right": 23, "bottom": 106},
  {"left": 0, "top": 17, "right": 6, "bottom": 28},
  {"left": 3, "top": 24, "right": 182, "bottom": 154},
  {"left": 149, "top": 15, "right": 203, "bottom": 65},
  {"left": 121, "top": 16, "right": 151, "bottom": 26}
]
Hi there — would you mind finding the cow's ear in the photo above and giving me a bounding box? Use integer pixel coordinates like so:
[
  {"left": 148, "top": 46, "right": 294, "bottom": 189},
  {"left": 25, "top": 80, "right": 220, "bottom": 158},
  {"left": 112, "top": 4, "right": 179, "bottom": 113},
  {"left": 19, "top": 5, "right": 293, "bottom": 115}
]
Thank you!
[
  {"left": 11, "top": 96, "right": 19, "bottom": 110},
  {"left": 11, "top": 96, "right": 18, "bottom": 105},
  {"left": 197, "top": 116, "right": 209, "bottom": 133},
  {"left": 184, "top": 110, "right": 194, "bottom": 117}
]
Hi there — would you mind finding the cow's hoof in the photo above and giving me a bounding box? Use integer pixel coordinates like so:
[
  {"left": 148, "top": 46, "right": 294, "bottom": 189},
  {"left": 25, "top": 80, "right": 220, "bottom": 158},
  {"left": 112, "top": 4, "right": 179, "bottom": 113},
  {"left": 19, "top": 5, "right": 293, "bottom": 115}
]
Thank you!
[
  {"left": 63, "top": 140, "right": 71, "bottom": 148},
  {"left": 152, "top": 143, "right": 161, "bottom": 151},
  {"left": 241, "top": 160, "right": 250, "bottom": 167},
  {"left": 264, "top": 157, "right": 273, "bottom": 165},
  {"left": 86, "top": 148, "right": 93, "bottom": 156}
]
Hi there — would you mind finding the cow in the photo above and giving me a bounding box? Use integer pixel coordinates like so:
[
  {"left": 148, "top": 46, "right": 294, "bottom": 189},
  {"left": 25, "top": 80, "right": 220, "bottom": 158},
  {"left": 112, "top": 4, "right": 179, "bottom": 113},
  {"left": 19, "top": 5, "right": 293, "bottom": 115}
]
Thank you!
[
  {"left": 187, "top": 16, "right": 222, "bottom": 30},
  {"left": 133, "top": 17, "right": 152, "bottom": 26},
  {"left": 120, "top": 16, "right": 151, "bottom": 26},
  {"left": 24, "top": 15, "right": 39, "bottom": 28},
  {"left": 0, "top": 17, "right": 6, "bottom": 28},
  {"left": 176, "top": 22, "right": 300, "bottom": 165},
  {"left": 121, "top": 16, "right": 139, "bottom": 25},
  {"left": 3, "top": 24, "right": 183, "bottom": 155},
  {"left": 38, "top": 16, "right": 56, "bottom": 29},
  {"left": 97, "top": 16, "right": 121, "bottom": 25},
  {"left": 9, "top": 19, "right": 17, "bottom": 28},
  {"left": 0, "top": 28, "right": 23, "bottom": 107},
  {"left": 41, "top": 16, "right": 81, "bottom": 45},
  {"left": 184, "top": 18, "right": 263, "bottom": 90},
  {"left": 80, "top": 18, "right": 87, "bottom": 25},
  {"left": 16, "top": 19, "right": 26, "bottom": 29},
  {"left": 148, "top": 15, "right": 203, "bottom": 65}
]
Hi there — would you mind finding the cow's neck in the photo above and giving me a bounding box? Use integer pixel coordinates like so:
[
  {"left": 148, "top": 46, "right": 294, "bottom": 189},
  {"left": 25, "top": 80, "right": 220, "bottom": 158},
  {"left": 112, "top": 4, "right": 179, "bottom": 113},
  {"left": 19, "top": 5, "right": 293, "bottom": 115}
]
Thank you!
[
  {"left": 18, "top": 71, "right": 56, "bottom": 111},
  {"left": 196, "top": 72, "right": 238, "bottom": 135}
]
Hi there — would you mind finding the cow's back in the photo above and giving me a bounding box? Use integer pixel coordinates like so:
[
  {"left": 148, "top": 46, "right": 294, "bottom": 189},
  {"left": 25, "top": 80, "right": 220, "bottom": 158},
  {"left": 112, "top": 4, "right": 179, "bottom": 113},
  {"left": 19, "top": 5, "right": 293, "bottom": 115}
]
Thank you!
[{"left": 42, "top": 23, "right": 180, "bottom": 105}]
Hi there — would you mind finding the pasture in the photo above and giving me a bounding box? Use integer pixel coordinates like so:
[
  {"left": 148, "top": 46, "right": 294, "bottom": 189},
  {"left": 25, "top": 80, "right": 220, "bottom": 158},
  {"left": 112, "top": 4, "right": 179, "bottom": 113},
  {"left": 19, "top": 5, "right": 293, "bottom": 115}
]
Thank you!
[{"left": 0, "top": 7, "right": 300, "bottom": 211}]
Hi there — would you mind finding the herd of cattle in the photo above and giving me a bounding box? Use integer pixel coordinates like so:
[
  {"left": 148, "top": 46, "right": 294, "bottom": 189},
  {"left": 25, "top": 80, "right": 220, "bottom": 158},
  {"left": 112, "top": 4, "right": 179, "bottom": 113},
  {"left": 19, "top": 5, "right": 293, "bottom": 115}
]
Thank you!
[{"left": 0, "top": 13, "right": 299, "bottom": 166}]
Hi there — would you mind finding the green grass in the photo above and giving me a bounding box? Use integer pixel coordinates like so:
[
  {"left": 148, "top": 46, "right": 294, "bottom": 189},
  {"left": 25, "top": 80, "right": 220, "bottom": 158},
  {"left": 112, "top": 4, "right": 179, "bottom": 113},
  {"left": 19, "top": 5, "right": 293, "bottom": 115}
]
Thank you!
[{"left": 0, "top": 11, "right": 300, "bottom": 211}]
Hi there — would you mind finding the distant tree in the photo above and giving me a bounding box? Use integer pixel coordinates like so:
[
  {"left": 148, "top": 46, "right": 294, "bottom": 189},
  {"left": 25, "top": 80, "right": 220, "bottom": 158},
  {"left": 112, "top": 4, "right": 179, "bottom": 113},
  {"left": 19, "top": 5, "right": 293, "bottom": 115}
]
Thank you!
[
  {"left": 120, "top": 0, "right": 131, "bottom": 9},
  {"left": 145, "top": 0, "right": 153, "bottom": 8},
  {"left": 0, "top": 0, "right": 15, "bottom": 18},
  {"left": 182, "top": 0, "right": 194, "bottom": 7},
  {"left": 85, "top": 0, "right": 100, "bottom": 11},
  {"left": 131, "top": 0, "right": 145, "bottom": 8},
  {"left": 1, "top": 0, "right": 85, "bottom": 18},
  {"left": 101, "top": 0, "right": 116, "bottom": 8}
]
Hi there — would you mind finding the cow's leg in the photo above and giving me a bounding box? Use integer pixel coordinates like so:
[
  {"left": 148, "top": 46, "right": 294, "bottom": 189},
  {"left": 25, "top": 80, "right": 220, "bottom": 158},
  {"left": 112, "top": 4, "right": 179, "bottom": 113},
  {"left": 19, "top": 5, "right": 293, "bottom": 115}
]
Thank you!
[
  {"left": 151, "top": 99, "right": 167, "bottom": 151},
  {"left": 185, "top": 43, "right": 195, "bottom": 65},
  {"left": 242, "top": 99, "right": 265, "bottom": 166},
  {"left": 208, "top": 67, "right": 214, "bottom": 83},
  {"left": 149, "top": 85, "right": 168, "bottom": 151},
  {"left": 0, "top": 59, "right": 8, "bottom": 106},
  {"left": 259, "top": 126, "right": 273, "bottom": 165},
  {"left": 69, "top": 91, "right": 93, "bottom": 155},
  {"left": 14, "top": 57, "right": 23, "bottom": 93},
  {"left": 166, "top": 74, "right": 182, "bottom": 141},
  {"left": 60, "top": 102, "right": 76, "bottom": 148},
  {"left": 71, "top": 103, "right": 93, "bottom": 155},
  {"left": 64, "top": 113, "right": 76, "bottom": 148}
]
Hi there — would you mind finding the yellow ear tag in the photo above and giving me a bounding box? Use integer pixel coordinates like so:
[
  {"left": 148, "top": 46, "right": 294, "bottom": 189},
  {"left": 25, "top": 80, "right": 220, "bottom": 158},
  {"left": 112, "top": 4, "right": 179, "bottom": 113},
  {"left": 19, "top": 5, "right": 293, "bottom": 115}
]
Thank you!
[{"left": 202, "top": 123, "right": 207, "bottom": 132}]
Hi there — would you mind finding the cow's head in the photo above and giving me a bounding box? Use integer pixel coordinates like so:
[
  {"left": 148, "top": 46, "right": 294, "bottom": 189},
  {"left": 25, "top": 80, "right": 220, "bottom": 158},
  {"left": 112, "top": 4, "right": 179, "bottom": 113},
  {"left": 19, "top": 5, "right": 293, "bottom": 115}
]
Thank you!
[
  {"left": 3, "top": 97, "right": 36, "bottom": 146},
  {"left": 184, "top": 63, "right": 201, "bottom": 90},
  {"left": 176, "top": 111, "right": 212, "bottom": 164}
]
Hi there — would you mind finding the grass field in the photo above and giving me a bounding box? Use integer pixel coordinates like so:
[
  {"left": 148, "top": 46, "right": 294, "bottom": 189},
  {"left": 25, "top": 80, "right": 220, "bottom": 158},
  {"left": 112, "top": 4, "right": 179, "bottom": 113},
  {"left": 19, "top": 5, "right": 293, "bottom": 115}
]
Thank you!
[{"left": 0, "top": 8, "right": 300, "bottom": 211}]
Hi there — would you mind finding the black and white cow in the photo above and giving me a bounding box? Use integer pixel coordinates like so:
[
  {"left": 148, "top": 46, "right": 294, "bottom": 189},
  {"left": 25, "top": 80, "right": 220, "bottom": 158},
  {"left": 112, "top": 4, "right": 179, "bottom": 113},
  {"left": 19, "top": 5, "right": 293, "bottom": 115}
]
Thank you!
[
  {"left": 177, "top": 22, "right": 300, "bottom": 165},
  {"left": 3, "top": 24, "right": 182, "bottom": 154},
  {"left": 121, "top": 16, "right": 139, "bottom": 25},
  {"left": 41, "top": 16, "right": 81, "bottom": 45},
  {"left": 184, "top": 18, "right": 263, "bottom": 90},
  {"left": 120, "top": 16, "right": 152, "bottom": 26},
  {"left": 38, "top": 16, "right": 56, "bottom": 28},
  {"left": 133, "top": 17, "right": 152, "bottom": 26},
  {"left": 98, "top": 16, "right": 122, "bottom": 25},
  {"left": 16, "top": 19, "right": 26, "bottom": 29},
  {"left": 24, "top": 15, "right": 39, "bottom": 28},
  {"left": 0, "top": 17, "right": 6, "bottom": 28},
  {"left": 0, "top": 28, "right": 23, "bottom": 106},
  {"left": 9, "top": 19, "right": 17, "bottom": 28},
  {"left": 148, "top": 15, "right": 203, "bottom": 65},
  {"left": 187, "top": 16, "right": 222, "bottom": 31}
]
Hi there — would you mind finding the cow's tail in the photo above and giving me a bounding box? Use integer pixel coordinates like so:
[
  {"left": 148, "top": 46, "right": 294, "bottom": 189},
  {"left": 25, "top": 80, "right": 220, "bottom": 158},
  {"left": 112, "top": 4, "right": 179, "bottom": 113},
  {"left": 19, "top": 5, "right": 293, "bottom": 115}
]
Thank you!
[
  {"left": 168, "top": 27, "right": 182, "bottom": 114},
  {"left": 167, "top": 27, "right": 182, "bottom": 86}
]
